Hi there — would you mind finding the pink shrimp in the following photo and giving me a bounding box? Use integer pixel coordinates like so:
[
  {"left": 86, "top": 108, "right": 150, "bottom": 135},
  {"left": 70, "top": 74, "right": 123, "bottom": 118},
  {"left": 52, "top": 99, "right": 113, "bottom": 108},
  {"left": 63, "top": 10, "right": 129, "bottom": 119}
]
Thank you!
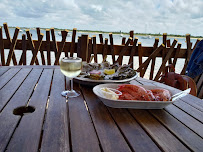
[
  {"left": 117, "top": 84, "right": 151, "bottom": 101},
  {"left": 150, "top": 89, "right": 171, "bottom": 101}
]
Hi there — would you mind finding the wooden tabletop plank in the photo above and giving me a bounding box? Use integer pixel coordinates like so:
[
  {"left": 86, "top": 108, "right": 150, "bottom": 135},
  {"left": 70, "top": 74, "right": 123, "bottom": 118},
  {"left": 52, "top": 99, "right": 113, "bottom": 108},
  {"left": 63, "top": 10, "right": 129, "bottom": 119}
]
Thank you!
[
  {"left": 40, "top": 69, "right": 70, "bottom": 152},
  {"left": 164, "top": 104, "right": 203, "bottom": 138},
  {"left": 129, "top": 109, "right": 190, "bottom": 152},
  {"left": 7, "top": 69, "right": 53, "bottom": 152},
  {"left": 0, "top": 69, "right": 43, "bottom": 152},
  {"left": 108, "top": 108, "right": 161, "bottom": 152},
  {"left": 81, "top": 86, "right": 132, "bottom": 152},
  {"left": 0, "top": 67, "right": 10, "bottom": 77},
  {"left": 0, "top": 68, "right": 32, "bottom": 111},
  {"left": 180, "top": 95, "right": 203, "bottom": 112},
  {"left": 0, "top": 68, "right": 21, "bottom": 90},
  {"left": 149, "top": 109, "right": 203, "bottom": 152},
  {"left": 173, "top": 100, "right": 203, "bottom": 123},
  {"left": 68, "top": 83, "right": 101, "bottom": 152}
]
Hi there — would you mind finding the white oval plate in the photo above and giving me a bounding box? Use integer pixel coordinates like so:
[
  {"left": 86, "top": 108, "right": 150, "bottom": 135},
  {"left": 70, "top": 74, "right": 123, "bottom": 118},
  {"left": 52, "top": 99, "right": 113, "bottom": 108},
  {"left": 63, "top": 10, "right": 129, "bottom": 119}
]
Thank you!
[
  {"left": 93, "top": 83, "right": 175, "bottom": 109},
  {"left": 74, "top": 72, "right": 138, "bottom": 86}
]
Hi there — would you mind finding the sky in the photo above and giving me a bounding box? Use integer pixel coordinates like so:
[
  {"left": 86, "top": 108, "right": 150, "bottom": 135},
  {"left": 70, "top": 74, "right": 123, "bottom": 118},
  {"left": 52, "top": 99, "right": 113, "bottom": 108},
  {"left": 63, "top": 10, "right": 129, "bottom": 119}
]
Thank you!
[{"left": 0, "top": 0, "right": 203, "bottom": 36}]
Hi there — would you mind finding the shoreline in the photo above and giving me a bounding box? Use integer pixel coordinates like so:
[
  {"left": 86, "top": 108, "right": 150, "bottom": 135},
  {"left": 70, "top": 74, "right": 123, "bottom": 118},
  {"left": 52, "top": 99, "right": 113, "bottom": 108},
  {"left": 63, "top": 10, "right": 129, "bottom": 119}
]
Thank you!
[{"left": 8, "top": 26, "right": 202, "bottom": 39}]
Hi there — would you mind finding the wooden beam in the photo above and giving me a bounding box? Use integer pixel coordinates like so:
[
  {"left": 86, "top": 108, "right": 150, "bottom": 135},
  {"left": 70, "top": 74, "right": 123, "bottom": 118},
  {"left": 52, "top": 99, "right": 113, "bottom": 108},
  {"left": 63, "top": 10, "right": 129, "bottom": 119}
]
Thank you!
[
  {"left": 6, "top": 27, "right": 20, "bottom": 66},
  {"left": 0, "top": 26, "right": 5, "bottom": 66},
  {"left": 70, "top": 28, "right": 77, "bottom": 57},
  {"left": 3, "top": 23, "right": 17, "bottom": 65}
]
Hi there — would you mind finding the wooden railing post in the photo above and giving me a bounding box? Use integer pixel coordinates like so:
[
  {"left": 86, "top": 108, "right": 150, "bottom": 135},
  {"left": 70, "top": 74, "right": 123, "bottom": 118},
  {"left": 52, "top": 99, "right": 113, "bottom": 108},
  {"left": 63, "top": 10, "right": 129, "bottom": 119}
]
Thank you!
[
  {"left": 181, "top": 34, "right": 191, "bottom": 74},
  {"left": 92, "top": 35, "right": 97, "bottom": 63},
  {"left": 46, "top": 29, "right": 51, "bottom": 65},
  {"left": 149, "top": 38, "right": 159, "bottom": 80},
  {"left": 109, "top": 33, "right": 115, "bottom": 63},
  {"left": 128, "top": 37, "right": 138, "bottom": 68},
  {"left": 162, "top": 33, "right": 167, "bottom": 62},
  {"left": 0, "top": 26, "right": 5, "bottom": 66},
  {"left": 3, "top": 23, "right": 18, "bottom": 65},
  {"left": 19, "top": 34, "right": 27, "bottom": 65},
  {"left": 36, "top": 27, "right": 45, "bottom": 65},
  {"left": 70, "top": 28, "right": 77, "bottom": 57},
  {"left": 87, "top": 37, "right": 92, "bottom": 63},
  {"left": 6, "top": 27, "right": 20, "bottom": 66},
  {"left": 78, "top": 35, "right": 88, "bottom": 62},
  {"left": 129, "top": 30, "right": 134, "bottom": 45},
  {"left": 138, "top": 42, "right": 144, "bottom": 77}
]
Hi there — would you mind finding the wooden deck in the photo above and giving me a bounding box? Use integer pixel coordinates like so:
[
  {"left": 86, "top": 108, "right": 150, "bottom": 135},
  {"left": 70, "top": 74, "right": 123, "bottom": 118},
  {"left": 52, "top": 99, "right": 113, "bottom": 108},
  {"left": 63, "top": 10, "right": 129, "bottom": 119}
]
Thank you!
[{"left": 0, "top": 66, "right": 203, "bottom": 152}]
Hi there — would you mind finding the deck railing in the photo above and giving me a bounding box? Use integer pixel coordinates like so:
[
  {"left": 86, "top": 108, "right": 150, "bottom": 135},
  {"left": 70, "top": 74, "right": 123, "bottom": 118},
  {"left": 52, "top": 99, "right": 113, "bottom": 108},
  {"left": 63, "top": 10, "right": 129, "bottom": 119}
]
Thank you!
[
  {"left": 0, "top": 23, "right": 200, "bottom": 73},
  {"left": 0, "top": 23, "right": 202, "bottom": 98}
]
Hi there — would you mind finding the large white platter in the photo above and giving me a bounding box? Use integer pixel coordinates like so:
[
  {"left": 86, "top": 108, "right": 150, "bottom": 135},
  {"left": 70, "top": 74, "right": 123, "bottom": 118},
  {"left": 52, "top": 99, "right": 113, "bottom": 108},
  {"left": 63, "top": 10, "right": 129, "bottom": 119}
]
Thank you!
[
  {"left": 93, "top": 83, "right": 175, "bottom": 109},
  {"left": 74, "top": 73, "right": 138, "bottom": 86}
]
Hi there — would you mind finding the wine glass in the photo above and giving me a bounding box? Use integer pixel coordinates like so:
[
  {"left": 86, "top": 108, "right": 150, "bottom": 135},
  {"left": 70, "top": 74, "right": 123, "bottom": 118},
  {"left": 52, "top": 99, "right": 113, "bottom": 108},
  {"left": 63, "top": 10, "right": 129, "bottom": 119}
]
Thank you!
[{"left": 60, "top": 57, "right": 82, "bottom": 98}]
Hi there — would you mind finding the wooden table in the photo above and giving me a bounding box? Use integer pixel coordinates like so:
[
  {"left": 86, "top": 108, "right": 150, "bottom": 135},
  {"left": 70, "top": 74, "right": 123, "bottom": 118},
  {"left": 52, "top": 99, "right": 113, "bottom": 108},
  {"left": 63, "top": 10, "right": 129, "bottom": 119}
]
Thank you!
[{"left": 0, "top": 66, "right": 203, "bottom": 152}]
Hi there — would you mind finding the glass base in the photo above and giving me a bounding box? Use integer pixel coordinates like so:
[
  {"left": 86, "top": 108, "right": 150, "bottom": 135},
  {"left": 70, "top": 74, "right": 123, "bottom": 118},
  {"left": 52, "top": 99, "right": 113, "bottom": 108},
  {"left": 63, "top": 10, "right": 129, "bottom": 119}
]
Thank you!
[{"left": 61, "top": 90, "right": 80, "bottom": 98}]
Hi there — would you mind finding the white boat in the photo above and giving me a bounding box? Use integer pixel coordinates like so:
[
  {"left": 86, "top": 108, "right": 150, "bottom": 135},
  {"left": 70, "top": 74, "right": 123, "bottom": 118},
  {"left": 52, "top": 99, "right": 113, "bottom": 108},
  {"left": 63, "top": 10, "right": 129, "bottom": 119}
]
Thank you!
[
  {"left": 141, "top": 35, "right": 152, "bottom": 39},
  {"left": 120, "top": 30, "right": 123, "bottom": 37}
]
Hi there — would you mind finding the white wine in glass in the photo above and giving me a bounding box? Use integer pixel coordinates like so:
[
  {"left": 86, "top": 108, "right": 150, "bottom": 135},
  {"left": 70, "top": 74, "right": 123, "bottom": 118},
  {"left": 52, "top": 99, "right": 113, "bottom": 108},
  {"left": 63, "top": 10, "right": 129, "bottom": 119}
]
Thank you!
[{"left": 60, "top": 57, "right": 82, "bottom": 97}]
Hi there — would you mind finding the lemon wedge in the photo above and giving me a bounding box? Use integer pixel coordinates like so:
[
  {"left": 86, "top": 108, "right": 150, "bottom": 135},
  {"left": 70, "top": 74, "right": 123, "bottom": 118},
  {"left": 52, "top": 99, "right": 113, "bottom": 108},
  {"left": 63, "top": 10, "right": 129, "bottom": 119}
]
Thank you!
[
  {"left": 100, "top": 87, "right": 121, "bottom": 100},
  {"left": 104, "top": 69, "right": 115, "bottom": 75}
]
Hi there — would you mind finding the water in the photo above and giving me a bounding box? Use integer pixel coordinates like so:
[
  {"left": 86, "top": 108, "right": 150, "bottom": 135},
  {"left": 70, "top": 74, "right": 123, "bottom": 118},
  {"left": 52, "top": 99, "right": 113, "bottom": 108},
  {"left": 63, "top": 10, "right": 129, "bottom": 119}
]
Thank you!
[{"left": 3, "top": 28, "right": 199, "bottom": 47}]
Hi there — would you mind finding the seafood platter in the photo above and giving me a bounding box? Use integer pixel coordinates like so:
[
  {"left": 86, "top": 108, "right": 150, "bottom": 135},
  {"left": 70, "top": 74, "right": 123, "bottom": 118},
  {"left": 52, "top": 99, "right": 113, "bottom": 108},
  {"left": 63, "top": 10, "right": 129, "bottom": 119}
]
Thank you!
[
  {"left": 74, "top": 62, "right": 138, "bottom": 86},
  {"left": 93, "top": 83, "right": 176, "bottom": 109}
]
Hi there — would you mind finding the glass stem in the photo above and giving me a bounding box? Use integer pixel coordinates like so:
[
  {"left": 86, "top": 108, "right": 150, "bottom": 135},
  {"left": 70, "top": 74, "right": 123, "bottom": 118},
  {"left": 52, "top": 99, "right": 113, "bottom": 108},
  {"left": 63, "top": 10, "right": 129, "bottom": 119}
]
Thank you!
[{"left": 70, "top": 78, "right": 73, "bottom": 91}]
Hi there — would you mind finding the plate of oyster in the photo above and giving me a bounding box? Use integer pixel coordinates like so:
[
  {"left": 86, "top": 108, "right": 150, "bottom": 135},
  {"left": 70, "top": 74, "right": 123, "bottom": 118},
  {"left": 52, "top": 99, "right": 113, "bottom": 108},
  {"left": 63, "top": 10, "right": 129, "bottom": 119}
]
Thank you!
[{"left": 74, "top": 61, "right": 138, "bottom": 86}]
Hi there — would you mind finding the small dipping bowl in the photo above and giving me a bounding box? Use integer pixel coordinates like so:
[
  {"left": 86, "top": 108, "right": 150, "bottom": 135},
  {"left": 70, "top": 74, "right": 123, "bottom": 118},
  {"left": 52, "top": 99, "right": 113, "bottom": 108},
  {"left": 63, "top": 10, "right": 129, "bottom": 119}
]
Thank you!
[{"left": 100, "top": 87, "right": 122, "bottom": 100}]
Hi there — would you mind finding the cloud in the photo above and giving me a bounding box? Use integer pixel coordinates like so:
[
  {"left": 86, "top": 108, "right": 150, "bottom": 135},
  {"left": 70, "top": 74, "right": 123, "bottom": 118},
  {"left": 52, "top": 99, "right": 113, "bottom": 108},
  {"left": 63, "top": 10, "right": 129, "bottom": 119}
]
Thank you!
[{"left": 0, "top": 0, "right": 203, "bottom": 36}]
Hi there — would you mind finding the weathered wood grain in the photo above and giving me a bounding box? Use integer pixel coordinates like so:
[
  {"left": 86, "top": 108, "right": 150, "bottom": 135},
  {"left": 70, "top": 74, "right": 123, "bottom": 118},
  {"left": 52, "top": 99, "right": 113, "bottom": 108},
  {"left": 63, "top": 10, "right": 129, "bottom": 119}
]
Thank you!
[
  {"left": 40, "top": 69, "right": 69, "bottom": 152},
  {"left": 130, "top": 109, "right": 190, "bottom": 152},
  {"left": 68, "top": 83, "right": 101, "bottom": 152},
  {"left": 7, "top": 69, "right": 53, "bottom": 152},
  {"left": 81, "top": 86, "right": 131, "bottom": 152},
  {"left": 0, "top": 68, "right": 21, "bottom": 89},
  {"left": 0, "top": 68, "right": 32, "bottom": 111},
  {"left": 0, "top": 68, "right": 42, "bottom": 152}
]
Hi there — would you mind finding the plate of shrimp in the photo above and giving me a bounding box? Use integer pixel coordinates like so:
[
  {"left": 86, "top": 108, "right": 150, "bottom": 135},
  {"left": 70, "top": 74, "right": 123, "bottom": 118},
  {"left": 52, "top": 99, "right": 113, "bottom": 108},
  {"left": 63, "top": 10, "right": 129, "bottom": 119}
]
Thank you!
[{"left": 93, "top": 83, "right": 175, "bottom": 109}]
